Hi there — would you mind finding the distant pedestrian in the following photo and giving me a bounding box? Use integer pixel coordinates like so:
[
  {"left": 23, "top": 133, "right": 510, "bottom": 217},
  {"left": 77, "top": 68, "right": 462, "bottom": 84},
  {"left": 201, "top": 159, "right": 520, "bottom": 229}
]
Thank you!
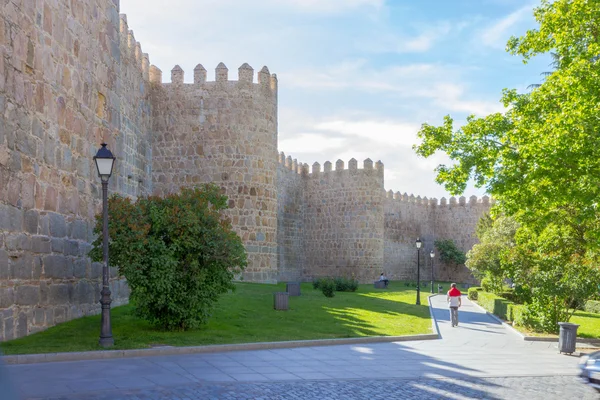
[
  {"left": 379, "top": 273, "right": 389, "bottom": 288},
  {"left": 447, "top": 283, "right": 462, "bottom": 327}
]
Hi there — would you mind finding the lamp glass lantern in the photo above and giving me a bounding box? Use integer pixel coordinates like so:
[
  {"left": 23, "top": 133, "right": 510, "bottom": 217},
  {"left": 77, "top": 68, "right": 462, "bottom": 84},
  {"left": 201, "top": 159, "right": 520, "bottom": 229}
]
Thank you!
[
  {"left": 93, "top": 143, "right": 116, "bottom": 182},
  {"left": 416, "top": 238, "right": 422, "bottom": 249}
]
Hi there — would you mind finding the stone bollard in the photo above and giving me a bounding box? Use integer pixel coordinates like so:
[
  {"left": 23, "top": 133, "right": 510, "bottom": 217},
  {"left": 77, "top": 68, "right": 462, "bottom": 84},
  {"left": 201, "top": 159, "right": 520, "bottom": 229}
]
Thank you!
[
  {"left": 286, "top": 282, "right": 301, "bottom": 296},
  {"left": 274, "top": 292, "right": 289, "bottom": 311}
]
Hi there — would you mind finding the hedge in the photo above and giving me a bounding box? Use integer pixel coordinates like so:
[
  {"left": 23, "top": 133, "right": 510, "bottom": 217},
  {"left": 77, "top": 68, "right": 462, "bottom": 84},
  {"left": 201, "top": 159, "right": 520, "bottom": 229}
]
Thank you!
[
  {"left": 585, "top": 300, "right": 600, "bottom": 314},
  {"left": 477, "top": 291, "right": 512, "bottom": 320}
]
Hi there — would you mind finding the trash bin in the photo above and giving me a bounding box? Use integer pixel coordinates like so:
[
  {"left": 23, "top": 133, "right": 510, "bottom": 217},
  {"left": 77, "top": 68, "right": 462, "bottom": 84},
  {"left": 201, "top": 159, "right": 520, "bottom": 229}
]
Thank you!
[{"left": 558, "top": 322, "right": 579, "bottom": 354}]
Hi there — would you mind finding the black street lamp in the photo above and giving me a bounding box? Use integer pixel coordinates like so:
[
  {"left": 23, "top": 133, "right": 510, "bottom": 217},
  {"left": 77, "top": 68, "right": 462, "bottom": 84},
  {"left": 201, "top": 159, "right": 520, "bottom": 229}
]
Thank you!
[
  {"left": 430, "top": 250, "right": 435, "bottom": 294},
  {"left": 416, "top": 238, "right": 422, "bottom": 305},
  {"left": 94, "top": 143, "right": 116, "bottom": 348}
]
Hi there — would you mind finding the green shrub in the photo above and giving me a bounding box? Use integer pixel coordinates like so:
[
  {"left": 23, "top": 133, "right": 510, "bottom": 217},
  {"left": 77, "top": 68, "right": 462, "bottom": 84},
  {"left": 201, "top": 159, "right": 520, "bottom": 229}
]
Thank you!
[
  {"left": 312, "top": 278, "right": 321, "bottom": 290},
  {"left": 90, "top": 185, "right": 247, "bottom": 331},
  {"left": 347, "top": 278, "right": 359, "bottom": 292},
  {"left": 585, "top": 300, "right": 600, "bottom": 314},
  {"left": 477, "top": 292, "right": 512, "bottom": 320},
  {"left": 498, "top": 291, "right": 516, "bottom": 302},
  {"left": 334, "top": 277, "right": 349, "bottom": 292},
  {"left": 320, "top": 278, "right": 335, "bottom": 297},
  {"left": 468, "top": 287, "right": 479, "bottom": 300}
]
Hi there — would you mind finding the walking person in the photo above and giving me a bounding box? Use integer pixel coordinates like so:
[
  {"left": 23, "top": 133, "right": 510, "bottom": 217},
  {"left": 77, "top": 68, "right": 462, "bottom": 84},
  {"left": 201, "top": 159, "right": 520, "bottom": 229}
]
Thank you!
[{"left": 447, "top": 283, "right": 462, "bottom": 327}]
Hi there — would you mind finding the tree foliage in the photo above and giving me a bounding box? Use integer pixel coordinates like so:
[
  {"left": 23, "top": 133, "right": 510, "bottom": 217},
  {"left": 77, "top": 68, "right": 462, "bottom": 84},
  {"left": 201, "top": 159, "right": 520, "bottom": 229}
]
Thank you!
[
  {"left": 413, "top": 0, "right": 600, "bottom": 331},
  {"left": 90, "top": 185, "right": 247, "bottom": 330},
  {"left": 434, "top": 239, "right": 466, "bottom": 267}
]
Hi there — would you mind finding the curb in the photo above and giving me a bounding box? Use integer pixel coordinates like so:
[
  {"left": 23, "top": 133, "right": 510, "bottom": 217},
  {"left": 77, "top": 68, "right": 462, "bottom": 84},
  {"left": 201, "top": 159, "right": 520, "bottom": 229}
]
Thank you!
[
  {"left": 1, "top": 334, "right": 439, "bottom": 365},
  {"left": 470, "top": 300, "right": 600, "bottom": 347},
  {"left": 428, "top": 293, "right": 441, "bottom": 339}
]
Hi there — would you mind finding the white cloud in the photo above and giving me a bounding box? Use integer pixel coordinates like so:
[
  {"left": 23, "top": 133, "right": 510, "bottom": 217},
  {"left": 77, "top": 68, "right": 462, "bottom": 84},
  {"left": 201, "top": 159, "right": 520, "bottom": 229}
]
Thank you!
[
  {"left": 480, "top": 5, "right": 533, "bottom": 48},
  {"left": 315, "top": 120, "right": 420, "bottom": 147},
  {"left": 365, "top": 23, "right": 453, "bottom": 53}
]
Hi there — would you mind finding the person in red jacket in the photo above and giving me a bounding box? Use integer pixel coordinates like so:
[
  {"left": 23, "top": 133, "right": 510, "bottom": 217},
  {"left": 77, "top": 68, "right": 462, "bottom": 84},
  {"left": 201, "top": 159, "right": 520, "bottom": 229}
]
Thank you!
[{"left": 447, "top": 283, "right": 462, "bottom": 327}]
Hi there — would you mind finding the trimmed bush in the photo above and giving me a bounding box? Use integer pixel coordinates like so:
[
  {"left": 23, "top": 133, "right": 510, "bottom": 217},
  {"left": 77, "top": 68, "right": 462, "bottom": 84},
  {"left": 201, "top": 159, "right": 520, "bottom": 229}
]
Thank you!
[
  {"left": 320, "top": 278, "right": 335, "bottom": 297},
  {"left": 477, "top": 292, "right": 512, "bottom": 320},
  {"left": 585, "top": 300, "right": 600, "bottom": 314},
  {"left": 468, "top": 287, "right": 480, "bottom": 300}
]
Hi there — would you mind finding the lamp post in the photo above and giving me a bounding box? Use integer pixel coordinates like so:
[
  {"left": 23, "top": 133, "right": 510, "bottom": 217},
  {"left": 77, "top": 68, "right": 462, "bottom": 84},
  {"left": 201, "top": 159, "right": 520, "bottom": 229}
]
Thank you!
[
  {"left": 94, "top": 143, "right": 116, "bottom": 348},
  {"left": 430, "top": 250, "right": 435, "bottom": 294},
  {"left": 416, "top": 238, "right": 422, "bottom": 305}
]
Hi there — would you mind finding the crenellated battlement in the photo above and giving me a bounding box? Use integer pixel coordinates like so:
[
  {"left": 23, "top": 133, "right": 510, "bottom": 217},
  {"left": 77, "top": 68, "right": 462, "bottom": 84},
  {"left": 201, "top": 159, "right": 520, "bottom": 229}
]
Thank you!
[
  {"left": 384, "top": 190, "right": 491, "bottom": 208},
  {"left": 278, "top": 152, "right": 384, "bottom": 178},
  {"left": 119, "top": 14, "right": 152, "bottom": 81},
  {"left": 148, "top": 63, "right": 278, "bottom": 90}
]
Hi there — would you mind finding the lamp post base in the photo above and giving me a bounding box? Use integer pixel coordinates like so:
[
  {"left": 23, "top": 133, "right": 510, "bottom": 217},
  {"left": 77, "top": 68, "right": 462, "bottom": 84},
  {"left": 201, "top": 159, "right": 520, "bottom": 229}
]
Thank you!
[
  {"left": 431, "top": 280, "right": 434, "bottom": 294},
  {"left": 99, "top": 337, "right": 114, "bottom": 347}
]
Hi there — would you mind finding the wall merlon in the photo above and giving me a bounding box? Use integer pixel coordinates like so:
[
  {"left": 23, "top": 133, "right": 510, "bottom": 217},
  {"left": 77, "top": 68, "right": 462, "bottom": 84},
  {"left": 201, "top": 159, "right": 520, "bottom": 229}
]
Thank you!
[
  {"left": 142, "top": 53, "right": 150, "bottom": 81},
  {"left": 286, "top": 156, "right": 293, "bottom": 169},
  {"left": 450, "top": 196, "right": 457, "bottom": 205},
  {"left": 364, "top": 158, "right": 373, "bottom": 170},
  {"left": 469, "top": 195, "right": 477, "bottom": 205},
  {"left": 292, "top": 159, "right": 298, "bottom": 172},
  {"left": 135, "top": 42, "right": 143, "bottom": 67},
  {"left": 324, "top": 161, "right": 332, "bottom": 172},
  {"left": 119, "top": 14, "right": 128, "bottom": 34},
  {"left": 459, "top": 196, "right": 466, "bottom": 205},
  {"left": 258, "top": 66, "right": 270, "bottom": 86},
  {"left": 216, "top": 62, "right": 228, "bottom": 82},
  {"left": 312, "top": 162, "right": 321, "bottom": 173},
  {"left": 349, "top": 158, "right": 358, "bottom": 171},
  {"left": 279, "top": 152, "right": 286, "bottom": 164},
  {"left": 171, "top": 65, "right": 184, "bottom": 85},
  {"left": 127, "top": 30, "right": 135, "bottom": 51},
  {"left": 376, "top": 160, "right": 383, "bottom": 171},
  {"left": 394, "top": 191, "right": 401, "bottom": 200},
  {"left": 149, "top": 65, "right": 162, "bottom": 84},
  {"left": 336, "top": 159, "right": 344, "bottom": 171},
  {"left": 271, "top": 74, "right": 278, "bottom": 91},
  {"left": 194, "top": 64, "right": 207, "bottom": 84},
  {"left": 481, "top": 195, "right": 490, "bottom": 205},
  {"left": 387, "top": 189, "right": 393, "bottom": 199},
  {"left": 238, "top": 63, "right": 254, "bottom": 83},
  {"left": 302, "top": 163, "right": 309, "bottom": 176}
]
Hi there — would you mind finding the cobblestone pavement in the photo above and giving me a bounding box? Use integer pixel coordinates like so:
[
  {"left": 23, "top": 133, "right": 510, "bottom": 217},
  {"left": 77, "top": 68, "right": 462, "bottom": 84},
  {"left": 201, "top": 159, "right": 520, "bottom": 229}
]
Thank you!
[{"left": 37, "top": 376, "right": 598, "bottom": 400}]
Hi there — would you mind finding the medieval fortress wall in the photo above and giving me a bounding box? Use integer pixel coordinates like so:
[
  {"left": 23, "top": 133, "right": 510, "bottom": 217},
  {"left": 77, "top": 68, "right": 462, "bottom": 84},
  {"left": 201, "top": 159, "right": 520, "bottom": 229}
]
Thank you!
[{"left": 0, "top": 0, "right": 489, "bottom": 340}]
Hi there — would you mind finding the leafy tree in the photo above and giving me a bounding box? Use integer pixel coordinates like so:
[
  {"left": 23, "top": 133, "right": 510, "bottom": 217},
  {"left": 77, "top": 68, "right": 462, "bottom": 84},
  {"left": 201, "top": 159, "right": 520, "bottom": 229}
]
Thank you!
[
  {"left": 413, "top": 0, "right": 600, "bottom": 331},
  {"left": 466, "top": 216, "right": 519, "bottom": 293},
  {"left": 434, "top": 239, "right": 466, "bottom": 268},
  {"left": 90, "top": 185, "right": 247, "bottom": 330}
]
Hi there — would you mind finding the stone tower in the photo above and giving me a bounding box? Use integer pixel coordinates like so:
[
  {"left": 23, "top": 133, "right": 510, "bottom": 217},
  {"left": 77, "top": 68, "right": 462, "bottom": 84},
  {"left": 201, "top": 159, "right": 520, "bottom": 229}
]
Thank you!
[{"left": 151, "top": 63, "right": 279, "bottom": 283}]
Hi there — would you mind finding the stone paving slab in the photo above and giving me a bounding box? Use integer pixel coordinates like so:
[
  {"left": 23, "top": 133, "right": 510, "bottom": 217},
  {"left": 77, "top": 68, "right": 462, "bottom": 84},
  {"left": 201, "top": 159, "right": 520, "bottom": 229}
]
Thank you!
[{"left": 31, "top": 376, "right": 599, "bottom": 400}]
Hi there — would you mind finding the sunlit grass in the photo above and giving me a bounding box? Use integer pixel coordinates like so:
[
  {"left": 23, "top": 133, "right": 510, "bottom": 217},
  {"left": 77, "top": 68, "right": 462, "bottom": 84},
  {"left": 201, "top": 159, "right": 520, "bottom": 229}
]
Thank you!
[{"left": 1, "top": 281, "right": 433, "bottom": 355}]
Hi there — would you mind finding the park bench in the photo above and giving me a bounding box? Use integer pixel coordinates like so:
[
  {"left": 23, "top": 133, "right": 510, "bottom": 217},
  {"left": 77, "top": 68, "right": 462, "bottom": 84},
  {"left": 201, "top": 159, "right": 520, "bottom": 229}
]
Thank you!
[{"left": 374, "top": 280, "right": 387, "bottom": 289}]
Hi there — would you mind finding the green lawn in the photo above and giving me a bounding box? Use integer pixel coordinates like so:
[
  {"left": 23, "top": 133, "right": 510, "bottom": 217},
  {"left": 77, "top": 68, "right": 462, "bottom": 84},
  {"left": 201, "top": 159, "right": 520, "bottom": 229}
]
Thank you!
[
  {"left": 0, "top": 281, "right": 433, "bottom": 355},
  {"left": 507, "top": 311, "right": 600, "bottom": 339}
]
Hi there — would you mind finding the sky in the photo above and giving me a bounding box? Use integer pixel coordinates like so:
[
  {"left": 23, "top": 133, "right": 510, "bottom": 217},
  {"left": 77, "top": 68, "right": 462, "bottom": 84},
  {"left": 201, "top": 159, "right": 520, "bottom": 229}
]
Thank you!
[{"left": 120, "top": 0, "right": 550, "bottom": 200}]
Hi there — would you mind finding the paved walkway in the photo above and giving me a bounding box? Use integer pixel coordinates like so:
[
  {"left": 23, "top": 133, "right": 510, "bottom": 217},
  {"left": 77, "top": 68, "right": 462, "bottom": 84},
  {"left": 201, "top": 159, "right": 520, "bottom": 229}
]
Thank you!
[{"left": 2, "top": 295, "right": 597, "bottom": 399}]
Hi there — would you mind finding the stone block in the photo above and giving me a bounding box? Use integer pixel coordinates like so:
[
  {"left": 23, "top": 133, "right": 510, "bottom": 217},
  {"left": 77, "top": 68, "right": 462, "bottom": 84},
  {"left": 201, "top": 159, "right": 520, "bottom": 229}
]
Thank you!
[
  {"left": 44, "top": 308, "right": 54, "bottom": 325},
  {"left": 5, "top": 233, "right": 30, "bottom": 251},
  {"left": 54, "top": 307, "right": 66, "bottom": 323},
  {"left": 4, "top": 315, "right": 14, "bottom": 340},
  {"left": 73, "top": 258, "right": 88, "bottom": 278},
  {"left": 16, "top": 312, "right": 28, "bottom": 337},
  {"left": 64, "top": 240, "right": 79, "bottom": 256},
  {"left": 0, "top": 287, "right": 15, "bottom": 308},
  {"left": 31, "top": 235, "right": 51, "bottom": 253},
  {"left": 0, "top": 250, "right": 8, "bottom": 279},
  {"left": 91, "top": 262, "right": 102, "bottom": 279},
  {"left": 0, "top": 204, "right": 23, "bottom": 232},
  {"left": 33, "top": 307, "right": 45, "bottom": 325},
  {"left": 43, "top": 254, "right": 72, "bottom": 278},
  {"left": 73, "top": 281, "right": 94, "bottom": 304},
  {"left": 24, "top": 209, "right": 39, "bottom": 234},
  {"left": 51, "top": 237, "right": 64, "bottom": 253},
  {"left": 48, "top": 284, "right": 71, "bottom": 305},
  {"left": 32, "top": 256, "right": 42, "bottom": 279},
  {"left": 49, "top": 212, "right": 67, "bottom": 237},
  {"left": 70, "top": 219, "right": 88, "bottom": 241},
  {"left": 10, "top": 253, "right": 34, "bottom": 279},
  {"left": 39, "top": 214, "right": 50, "bottom": 235},
  {"left": 16, "top": 285, "right": 40, "bottom": 305}
]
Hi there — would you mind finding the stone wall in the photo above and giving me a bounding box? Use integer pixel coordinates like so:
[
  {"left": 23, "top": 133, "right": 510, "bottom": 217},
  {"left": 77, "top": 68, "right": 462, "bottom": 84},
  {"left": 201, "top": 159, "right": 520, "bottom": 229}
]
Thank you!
[
  {"left": 0, "top": 0, "right": 156, "bottom": 341},
  {"left": 303, "top": 158, "right": 385, "bottom": 282},
  {"left": 151, "top": 63, "right": 279, "bottom": 283}
]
